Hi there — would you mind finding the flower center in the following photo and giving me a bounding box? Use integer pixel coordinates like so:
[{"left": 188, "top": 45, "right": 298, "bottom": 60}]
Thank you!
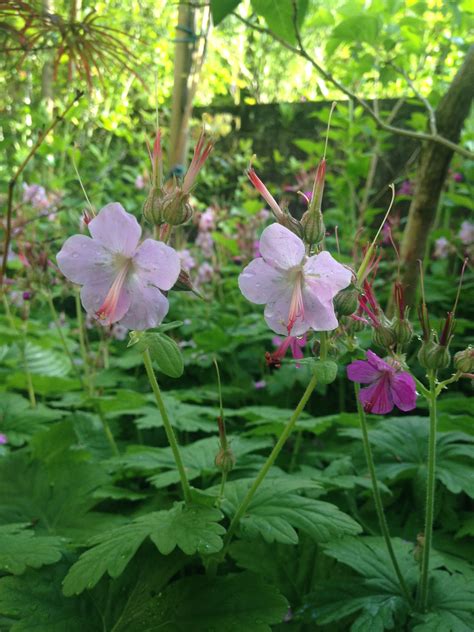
[
  {"left": 287, "top": 269, "right": 304, "bottom": 334},
  {"left": 96, "top": 258, "right": 132, "bottom": 325}
]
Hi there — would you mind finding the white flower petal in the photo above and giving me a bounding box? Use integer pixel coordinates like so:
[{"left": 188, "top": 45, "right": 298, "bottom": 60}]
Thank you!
[
  {"left": 238, "top": 258, "right": 285, "bottom": 305},
  {"left": 88, "top": 203, "right": 141, "bottom": 256},
  {"left": 56, "top": 235, "right": 114, "bottom": 285},
  {"left": 259, "top": 223, "right": 305, "bottom": 270},
  {"left": 132, "top": 239, "right": 181, "bottom": 291}
]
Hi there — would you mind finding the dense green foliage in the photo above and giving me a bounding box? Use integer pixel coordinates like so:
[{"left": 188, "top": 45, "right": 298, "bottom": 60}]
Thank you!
[{"left": 0, "top": 1, "right": 473, "bottom": 630}]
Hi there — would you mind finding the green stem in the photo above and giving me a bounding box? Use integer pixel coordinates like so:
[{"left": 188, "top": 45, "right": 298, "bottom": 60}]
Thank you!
[
  {"left": 354, "top": 383, "right": 413, "bottom": 605},
  {"left": 418, "top": 370, "right": 438, "bottom": 611},
  {"left": 44, "top": 290, "right": 79, "bottom": 378},
  {"left": 97, "top": 407, "right": 120, "bottom": 457},
  {"left": 142, "top": 348, "right": 192, "bottom": 503},
  {"left": 2, "top": 294, "right": 36, "bottom": 407},
  {"left": 217, "top": 471, "right": 227, "bottom": 508},
  {"left": 221, "top": 372, "right": 319, "bottom": 554},
  {"left": 75, "top": 290, "right": 93, "bottom": 396}
]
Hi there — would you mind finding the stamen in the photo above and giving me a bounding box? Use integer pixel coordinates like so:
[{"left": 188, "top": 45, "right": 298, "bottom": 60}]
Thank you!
[
  {"left": 96, "top": 262, "right": 130, "bottom": 325},
  {"left": 287, "top": 274, "right": 304, "bottom": 334}
]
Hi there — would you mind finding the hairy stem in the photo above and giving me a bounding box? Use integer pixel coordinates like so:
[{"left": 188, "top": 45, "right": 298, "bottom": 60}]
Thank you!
[
  {"left": 418, "top": 370, "right": 438, "bottom": 610},
  {"left": 142, "top": 348, "right": 192, "bottom": 503},
  {"left": 354, "top": 383, "right": 413, "bottom": 605}
]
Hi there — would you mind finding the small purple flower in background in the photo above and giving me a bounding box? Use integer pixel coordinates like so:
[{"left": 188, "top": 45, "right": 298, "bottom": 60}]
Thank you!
[
  {"left": 458, "top": 221, "right": 474, "bottom": 246},
  {"left": 253, "top": 379, "right": 267, "bottom": 389},
  {"left": 22, "top": 183, "right": 49, "bottom": 210},
  {"left": 0, "top": 433, "right": 7, "bottom": 445},
  {"left": 195, "top": 231, "right": 214, "bottom": 258},
  {"left": 433, "top": 237, "right": 451, "bottom": 259},
  {"left": 257, "top": 209, "right": 271, "bottom": 222},
  {"left": 178, "top": 249, "right": 196, "bottom": 272},
  {"left": 198, "top": 208, "right": 216, "bottom": 232},
  {"left": 382, "top": 219, "right": 393, "bottom": 245},
  {"left": 239, "top": 223, "right": 352, "bottom": 336},
  {"left": 135, "top": 174, "right": 146, "bottom": 190},
  {"left": 396, "top": 180, "right": 414, "bottom": 197},
  {"left": 57, "top": 203, "right": 180, "bottom": 330},
  {"left": 347, "top": 350, "right": 417, "bottom": 415},
  {"left": 452, "top": 172, "right": 463, "bottom": 183},
  {"left": 196, "top": 262, "right": 214, "bottom": 285}
]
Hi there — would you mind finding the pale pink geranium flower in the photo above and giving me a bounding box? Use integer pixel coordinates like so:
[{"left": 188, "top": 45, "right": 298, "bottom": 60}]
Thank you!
[
  {"left": 347, "top": 350, "right": 416, "bottom": 414},
  {"left": 239, "top": 223, "right": 352, "bottom": 335},
  {"left": 458, "top": 221, "right": 474, "bottom": 246},
  {"left": 57, "top": 203, "right": 180, "bottom": 330}
]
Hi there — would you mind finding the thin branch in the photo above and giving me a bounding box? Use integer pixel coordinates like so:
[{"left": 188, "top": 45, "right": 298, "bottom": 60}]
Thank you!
[
  {"left": 388, "top": 62, "right": 437, "bottom": 135},
  {"left": 1, "top": 90, "right": 84, "bottom": 289},
  {"left": 233, "top": 11, "right": 474, "bottom": 160}
]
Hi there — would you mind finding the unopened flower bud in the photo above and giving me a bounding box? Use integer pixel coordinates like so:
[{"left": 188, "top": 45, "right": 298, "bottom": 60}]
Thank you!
[
  {"left": 301, "top": 209, "right": 325, "bottom": 246},
  {"left": 161, "top": 190, "right": 193, "bottom": 226},
  {"left": 334, "top": 284, "right": 359, "bottom": 317},
  {"left": 391, "top": 318, "right": 414, "bottom": 348},
  {"left": 143, "top": 186, "right": 166, "bottom": 225},
  {"left": 454, "top": 347, "right": 474, "bottom": 373},
  {"left": 372, "top": 321, "right": 397, "bottom": 351},
  {"left": 215, "top": 446, "right": 235, "bottom": 473},
  {"left": 280, "top": 210, "right": 304, "bottom": 239},
  {"left": 418, "top": 338, "right": 451, "bottom": 370}
]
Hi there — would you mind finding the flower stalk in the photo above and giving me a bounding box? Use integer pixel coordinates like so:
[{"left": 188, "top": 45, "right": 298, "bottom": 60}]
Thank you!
[
  {"left": 418, "top": 369, "right": 438, "bottom": 611},
  {"left": 354, "top": 382, "right": 414, "bottom": 605},
  {"left": 142, "top": 348, "right": 192, "bottom": 503}
]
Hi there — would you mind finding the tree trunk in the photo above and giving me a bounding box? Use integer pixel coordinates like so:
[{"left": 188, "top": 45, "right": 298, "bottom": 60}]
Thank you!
[
  {"left": 399, "top": 46, "right": 474, "bottom": 307},
  {"left": 169, "top": 1, "right": 196, "bottom": 171}
]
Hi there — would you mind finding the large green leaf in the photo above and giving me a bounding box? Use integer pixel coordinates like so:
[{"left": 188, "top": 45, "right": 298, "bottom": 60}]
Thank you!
[
  {"left": 251, "top": 0, "right": 309, "bottom": 45},
  {"left": 0, "top": 393, "right": 63, "bottom": 446},
  {"left": 210, "top": 0, "right": 242, "bottom": 26},
  {"left": 62, "top": 503, "right": 225, "bottom": 595},
  {"left": 0, "top": 523, "right": 63, "bottom": 574},
  {"left": 143, "top": 571, "right": 288, "bottom": 631},
  {"left": 112, "top": 435, "right": 270, "bottom": 488},
  {"left": 341, "top": 417, "right": 474, "bottom": 498},
  {"left": 333, "top": 14, "right": 381, "bottom": 44},
  {"left": 412, "top": 571, "right": 474, "bottom": 631},
  {"left": 222, "top": 477, "right": 361, "bottom": 545}
]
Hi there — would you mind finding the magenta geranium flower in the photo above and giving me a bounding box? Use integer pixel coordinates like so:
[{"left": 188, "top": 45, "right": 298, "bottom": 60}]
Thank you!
[
  {"left": 57, "top": 203, "right": 180, "bottom": 330},
  {"left": 238, "top": 223, "right": 352, "bottom": 335},
  {"left": 347, "top": 350, "right": 416, "bottom": 414}
]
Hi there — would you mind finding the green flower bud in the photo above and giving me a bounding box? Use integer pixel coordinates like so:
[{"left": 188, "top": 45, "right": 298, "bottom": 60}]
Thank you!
[
  {"left": 142, "top": 186, "right": 166, "bottom": 225},
  {"left": 280, "top": 211, "right": 304, "bottom": 239},
  {"left": 301, "top": 209, "right": 325, "bottom": 246},
  {"left": 161, "top": 190, "right": 193, "bottom": 226},
  {"left": 453, "top": 347, "right": 474, "bottom": 373},
  {"left": 391, "top": 317, "right": 414, "bottom": 348},
  {"left": 418, "top": 338, "right": 451, "bottom": 370},
  {"left": 215, "top": 447, "right": 235, "bottom": 474},
  {"left": 372, "top": 321, "right": 397, "bottom": 351},
  {"left": 334, "top": 284, "right": 359, "bottom": 317}
]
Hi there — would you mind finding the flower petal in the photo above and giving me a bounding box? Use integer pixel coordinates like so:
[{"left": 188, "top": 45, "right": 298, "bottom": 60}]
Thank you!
[
  {"left": 56, "top": 235, "right": 114, "bottom": 285},
  {"left": 88, "top": 203, "right": 141, "bottom": 256},
  {"left": 347, "top": 359, "right": 381, "bottom": 384},
  {"left": 304, "top": 251, "right": 352, "bottom": 297},
  {"left": 366, "top": 350, "right": 393, "bottom": 373},
  {"left": 259, "top": 223, "right": 305, "bottom": 270},
  {"left": 391, "top": 371, "right": 417, "bottom": 411},
  {"left": 133, "top": 239, "right": 181, "bottom": 291},
  {"left": 238, "top": 257, "right": 285, "bottom": 305},
  {"left": 81, "top": 276, "right": 131, "bottom": 325},
  {"left": 301, "top": 287, "right": 339, "bottom": 332},
  {"left": 119, "top": 279, "right": 169, "bottom": 330},
  {"left": 264, "top": 287, "right": 309, "bottom": 336},
  {"left": 359, "top": 377, "right": 394, "bottom": 415}
]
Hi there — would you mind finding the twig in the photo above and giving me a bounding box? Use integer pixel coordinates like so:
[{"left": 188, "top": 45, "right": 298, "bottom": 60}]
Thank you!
[
  {"left": 232, "top": 11, "right": 473, "bottom": 160},
  {"left": 1, "top": 90, "right": 83, "bottom": 288}
]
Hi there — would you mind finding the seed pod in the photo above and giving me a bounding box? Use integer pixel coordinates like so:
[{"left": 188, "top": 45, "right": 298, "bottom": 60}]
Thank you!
[
  {"left": 418, "top": 338, "right": 451, "bottom": 370},
  {"left": 142, "top": 186, "right": 166, "bottom": 225},
  {"left": 215, "top": 447, "right": 235, "bottom": 473},
  {"left": 334, "top": 284, "right": 359, "bottom": 317},
  {"left": 161, "top": 190, "right": 193, "bottom": 226},
  {"left": 391, "top": 318, "right": 414, "bottom": 348},
  {"left": 372, "top": 321, "right": 397, "bottom": 351},
  {"left": 301, "top": 209, "right": 325, "bottom": 246},
  {"left": 453, "top": 347, "right": 474, "bottom": 373}
]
